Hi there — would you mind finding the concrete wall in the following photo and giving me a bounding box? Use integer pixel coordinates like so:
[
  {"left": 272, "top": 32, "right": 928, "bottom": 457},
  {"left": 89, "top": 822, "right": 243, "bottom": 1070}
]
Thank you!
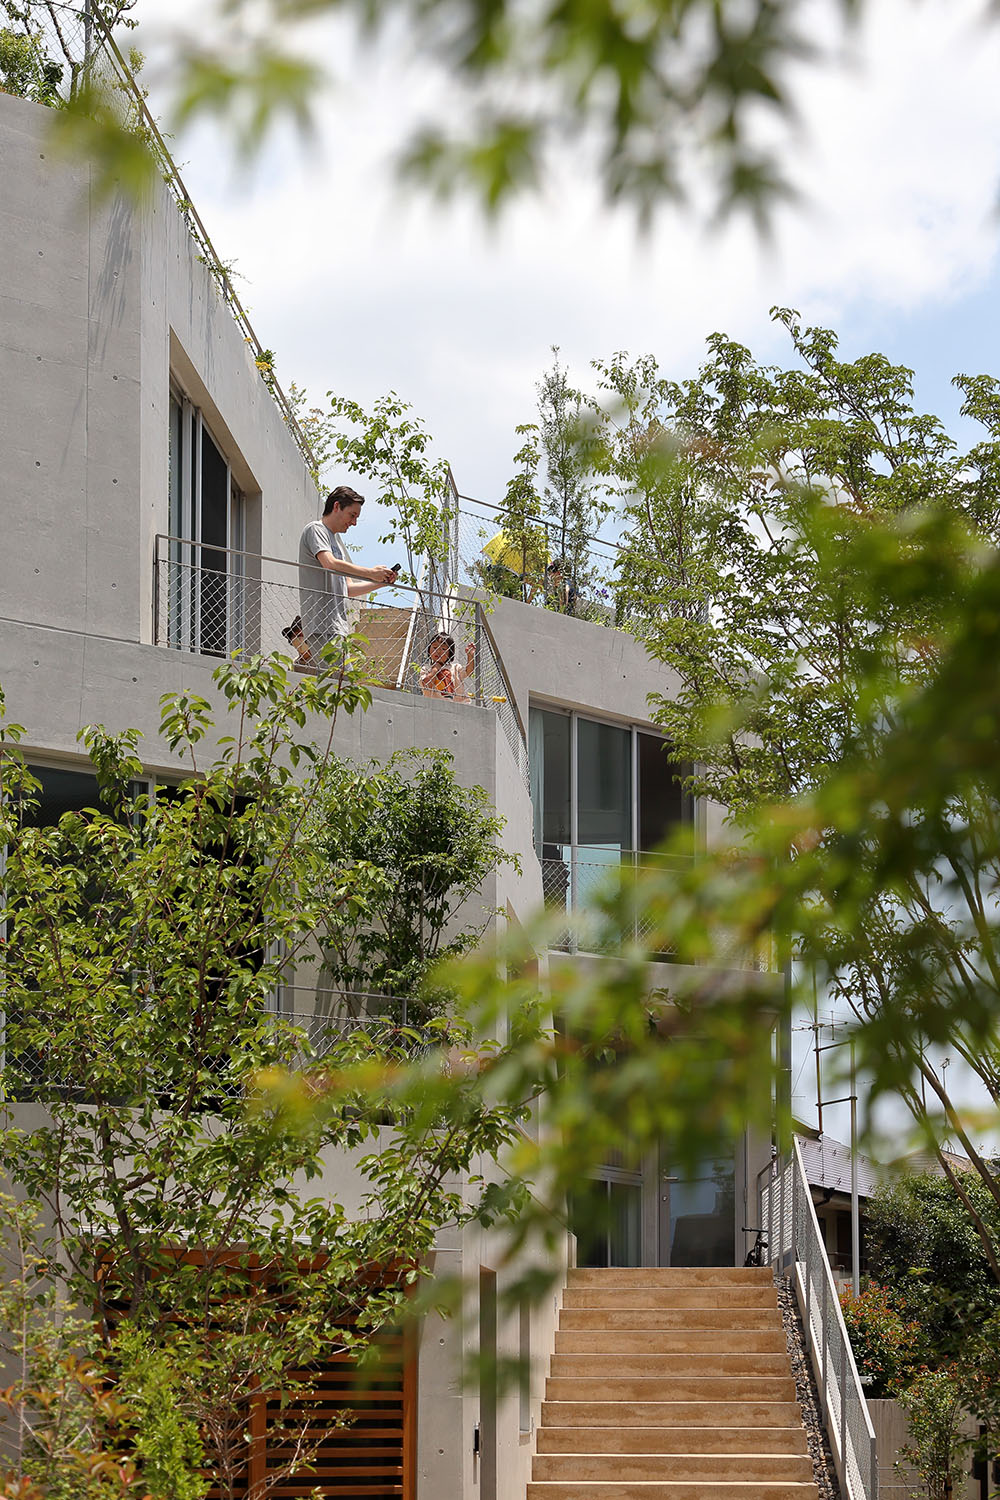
[
  {"left": 0, "top": 91, "right": 318, "bottom": 666},
  {"left": 486, "top": 594, "right": 684, "bottom": 730},
  {"left": 870, "top": 1398, "right": 981, "bottom": 1500}
]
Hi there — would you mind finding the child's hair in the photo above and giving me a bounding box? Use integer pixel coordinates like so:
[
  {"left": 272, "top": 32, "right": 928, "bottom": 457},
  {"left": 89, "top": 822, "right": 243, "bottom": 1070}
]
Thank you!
[{"left": 428, "top": 632, "right": 456, "bottom": 662}]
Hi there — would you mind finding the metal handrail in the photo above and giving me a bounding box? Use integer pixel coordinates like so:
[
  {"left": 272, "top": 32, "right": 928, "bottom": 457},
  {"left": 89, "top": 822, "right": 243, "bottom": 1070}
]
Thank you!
[
  {"left": 760, "top": 1138, "right": 878, "bottom": 1500},
  {"left": 155, "top": 532, "right": 454, "bottom": 595},
  {"left": 454, "top": 490, "right": 623, "bottom": 566},
  {"left": 152, "top": 535, "right": 530, "bottom": 781}
]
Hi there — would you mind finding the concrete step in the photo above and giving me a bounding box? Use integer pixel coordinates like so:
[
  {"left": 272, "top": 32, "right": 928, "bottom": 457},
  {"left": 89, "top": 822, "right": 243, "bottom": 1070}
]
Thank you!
[
  {"left": 530, "top": 1268, "right": 815, "bottom": 1500},
  {"left": 550, "top": 1353, "right": 792, "bottom": 1378},
  {"left": 546, "top": 1376, "right": 797, "bottom": 1403},
  {"left": 532, "top": 1454, "right": 814, "bottom": 1483},
  {"left": 537, "top": 1427, "right": 809, "bottom": 1456},
  {"left": 558, "top": 1308, "right": 784, "bottom": 1333},
  {"left": 539, "top": 1401, "right": 805, "bottom": 1429},
  {"left": 555, "top": 1331, "right": 787, "bottom": 1356},
  {"left": 562, "top": 1287, "right": 778, "bottom": 1311},
  {"left": 527, "top": 1484, "right": 818, "bottom": 1499},
  {"left": 567, "top": 1268, "right": 774, "bottom": 1286}
]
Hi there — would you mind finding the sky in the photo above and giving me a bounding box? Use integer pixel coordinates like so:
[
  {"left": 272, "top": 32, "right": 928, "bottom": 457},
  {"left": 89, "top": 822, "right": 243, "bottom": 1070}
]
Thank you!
[{"left": 130, "top": 0, "right": 1000, "bottom": 1150}]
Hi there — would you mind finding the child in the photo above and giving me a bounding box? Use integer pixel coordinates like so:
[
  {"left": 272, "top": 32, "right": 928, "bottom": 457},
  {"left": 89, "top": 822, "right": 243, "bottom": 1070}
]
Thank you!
[
  {"left": 281, "top": 615, "right": 314, "bottom": 670},
  {"left": 420, "top": 633, "right": 476, "bottom": 702}
]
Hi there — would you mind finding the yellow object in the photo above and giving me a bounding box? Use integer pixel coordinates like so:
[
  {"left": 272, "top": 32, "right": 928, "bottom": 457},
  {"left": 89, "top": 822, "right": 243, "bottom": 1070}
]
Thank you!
[{"left": 482, "top": 529, "right": 550, "bottom": 576}]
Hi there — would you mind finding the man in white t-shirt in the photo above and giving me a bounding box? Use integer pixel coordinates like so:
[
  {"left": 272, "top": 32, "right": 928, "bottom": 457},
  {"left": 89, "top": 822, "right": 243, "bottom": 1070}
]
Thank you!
[{"left": 297, "top": 487, "right": 397, "bottom": 664}]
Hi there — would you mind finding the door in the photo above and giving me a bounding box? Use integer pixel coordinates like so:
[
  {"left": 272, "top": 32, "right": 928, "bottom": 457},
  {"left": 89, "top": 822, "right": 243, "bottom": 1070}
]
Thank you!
[
  {"left": 659, "top": 1150, "right": 736, "bottom": 1267},
  {"left": 572, "top": 1146, "right": 736, "bottom": 1266}
]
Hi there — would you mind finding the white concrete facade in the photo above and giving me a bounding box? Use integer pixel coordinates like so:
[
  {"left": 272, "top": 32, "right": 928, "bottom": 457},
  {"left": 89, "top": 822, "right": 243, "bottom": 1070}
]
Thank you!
[{"left": 1, "top": 86, "right": 776, "bottom": 1500}]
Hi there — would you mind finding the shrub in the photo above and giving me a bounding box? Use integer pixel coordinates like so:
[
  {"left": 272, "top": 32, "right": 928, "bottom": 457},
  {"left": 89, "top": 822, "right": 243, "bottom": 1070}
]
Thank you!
[{"left": 840, "top": 1281, "right": 922, "bottom": 1397}]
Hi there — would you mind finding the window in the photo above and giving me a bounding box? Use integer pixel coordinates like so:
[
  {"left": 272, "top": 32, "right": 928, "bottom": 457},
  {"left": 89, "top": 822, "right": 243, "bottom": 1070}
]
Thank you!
[
  {"left": 529, "top": 708, "right": 691, "bottom": 947},
  {"left": 167, "top": 392, "right": 246, "bottom": 655}
]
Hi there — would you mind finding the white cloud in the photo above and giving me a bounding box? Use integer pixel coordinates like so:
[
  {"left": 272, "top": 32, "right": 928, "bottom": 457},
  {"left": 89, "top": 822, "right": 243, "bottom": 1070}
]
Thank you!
[{"left": 134, "top": 0, "right": 1000, "bottom": 511}]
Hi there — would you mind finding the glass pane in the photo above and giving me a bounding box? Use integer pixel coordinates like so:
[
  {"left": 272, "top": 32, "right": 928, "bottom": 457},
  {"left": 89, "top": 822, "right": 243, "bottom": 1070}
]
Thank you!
[
  {"left": 608, "top": 1181, "right": 642, "bottom": 1267},
  {"left": 529, "top": 708, "right": 571, "bottom": 848},
  {"left": 668, "top": 1156, "right": 735, "bottom": 1267},
  {"left": 569, "top": 1182, "right": 609, "bottom": 1268},
  {"left": 168, "top": 396, "right": 183, "bottom": 540},
  {"left": 199, "top": 426, "right": 229, "bottom": 655},
  {"left": 638, "top": 731, "right": 685, "bottom": 851},
  {"left": 577, "top": 718, "right": 631, "bottom": 852},
  {"left": 22, "top": 765, "right": 103, "bottom": 826}
]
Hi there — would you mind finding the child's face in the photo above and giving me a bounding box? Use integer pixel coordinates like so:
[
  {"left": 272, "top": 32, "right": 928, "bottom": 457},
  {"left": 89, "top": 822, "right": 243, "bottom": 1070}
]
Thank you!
[{"left": 430, "top": 638, "right": 450, "bottom": 665}]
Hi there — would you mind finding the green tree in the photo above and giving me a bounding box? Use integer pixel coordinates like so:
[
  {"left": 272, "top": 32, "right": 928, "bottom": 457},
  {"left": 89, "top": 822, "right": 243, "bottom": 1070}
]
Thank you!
[
  {"left": 866, "top": 1174, "right": 1000, "bottom": 1360},
  {"left": 313, "top": 747, "right": 516, "bottom": 1021},
  {"left": 897, "top": 1369, "right": 968, "bottom": 1500},
  {"left": 311, "top": 390, "right": 454, "bottom": 590},
  {"left": 839, "top": 1281, "right": 922, "bottom": 1399},
  {"left": 0, "top": 655, "right": 529, "bottom": 1498},
  {"left": 579, "top": 313, "right": 1000, "bottom": 1254}
]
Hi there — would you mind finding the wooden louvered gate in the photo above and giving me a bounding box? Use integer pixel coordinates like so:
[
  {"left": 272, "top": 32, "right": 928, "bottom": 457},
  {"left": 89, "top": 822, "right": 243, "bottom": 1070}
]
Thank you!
[
  {"left": 101, "top": 1252, "right": 416, "bottom": 1500},
  {"left": 251, "top": 1320, "right": 415, "bottom": 1500},
  {"left": 199, "top": 1313, "right": 416, "bottom": 1500}
]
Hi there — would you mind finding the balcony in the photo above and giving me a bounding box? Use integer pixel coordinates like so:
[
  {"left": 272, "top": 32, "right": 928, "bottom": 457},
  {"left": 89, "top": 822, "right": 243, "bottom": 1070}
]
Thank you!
[
  {"left": 153, "top": 535, "right": 527, "bottom": 780},
  {"left": 2, "top": 988, "right": 434, "bottom": 1105},
  {"left": 541, "top": 845, "right": 771, "bottom": 969}
]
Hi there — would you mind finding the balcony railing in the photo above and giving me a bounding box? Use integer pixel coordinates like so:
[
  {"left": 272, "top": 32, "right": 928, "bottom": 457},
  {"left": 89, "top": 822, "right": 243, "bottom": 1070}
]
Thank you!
[
  {"left": 444, "top": 491, "right": 623, "bottom": 626},
  {"left": 153, "top": 536, "right": 528, "bottom": 782},
  {"left": 541, "top": 846, "right": 771, "bottom": 968},
  {"left": 1, "top": 990, "right": 435, "bottom": 1104},
  {"left": 436, "top": 487, "right": 709, "bottom": 638}
]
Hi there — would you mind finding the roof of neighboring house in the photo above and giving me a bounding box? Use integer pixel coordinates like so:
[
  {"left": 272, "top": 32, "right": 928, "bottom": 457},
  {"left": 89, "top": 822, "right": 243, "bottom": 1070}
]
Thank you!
[
  {"left": 890, "top": 1148, "right": 977, "bottom": 1177},
  {"left": 796, "top": 1134, "right": 885, "bottom": 1201}
]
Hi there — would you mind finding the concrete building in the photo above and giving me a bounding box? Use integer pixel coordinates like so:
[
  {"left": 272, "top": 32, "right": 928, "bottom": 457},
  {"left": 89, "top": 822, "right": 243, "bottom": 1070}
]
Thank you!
[{"left": 0, "top": 69, "right": 780, "bottom": 1500}]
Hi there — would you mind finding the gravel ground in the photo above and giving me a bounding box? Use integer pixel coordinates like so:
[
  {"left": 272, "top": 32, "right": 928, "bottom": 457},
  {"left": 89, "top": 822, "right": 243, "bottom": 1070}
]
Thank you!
[{"left": 775, "top": 1270, "right": 842, "bottom": 1500}]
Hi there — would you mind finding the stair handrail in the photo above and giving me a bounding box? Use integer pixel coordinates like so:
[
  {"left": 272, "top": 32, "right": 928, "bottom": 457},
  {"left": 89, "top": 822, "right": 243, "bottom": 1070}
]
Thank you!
[{"left": 760, "top": 1137, "right": 878, "bottom": 1500}]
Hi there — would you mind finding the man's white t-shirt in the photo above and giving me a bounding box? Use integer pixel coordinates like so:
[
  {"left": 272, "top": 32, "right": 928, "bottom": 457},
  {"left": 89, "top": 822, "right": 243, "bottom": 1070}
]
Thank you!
[{"left": 298, "top": 519, "right": 350, "bottom": 644}]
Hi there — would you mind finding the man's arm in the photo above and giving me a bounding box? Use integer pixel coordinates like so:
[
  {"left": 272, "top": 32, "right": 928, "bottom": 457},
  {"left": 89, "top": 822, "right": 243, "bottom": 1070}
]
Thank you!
[{"left": 314, "top": 549, "right": 396, "bottom": 586}]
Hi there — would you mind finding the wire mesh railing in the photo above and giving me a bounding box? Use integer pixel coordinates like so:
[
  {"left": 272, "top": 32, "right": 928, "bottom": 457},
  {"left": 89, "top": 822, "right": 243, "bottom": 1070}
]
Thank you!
[
  {"left": 1, "top": 990, "right": 434, "bottom": 1103},
  {"left": 0, "top": 0, "right": 318, "bottom": 473},
  {"left": 541, "top": 845, "right": 771, "bottom": 967},
  {"left": 541, "top": 846, "right": 685, "bottom": 955},
  {"left": 1, "top": 0, "right": 109, "bottom": 103},
  {"left": 441, "top": 489, "right": 710, "bottom": 639},
  {"left": 446, "top": 492, "right": 623, "bottom": 626},
  {"left": 760, "top": 1139, "right": 878, "bottom": 1500},
  {"left": 153, "top": 536, "right": 528, "bottom": 782}
]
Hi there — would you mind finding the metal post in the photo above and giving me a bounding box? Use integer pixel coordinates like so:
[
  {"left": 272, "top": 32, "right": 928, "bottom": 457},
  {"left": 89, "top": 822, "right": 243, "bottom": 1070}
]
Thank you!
[
  {"left": 152, "top": 535, "right": 161, "bottom": 645},
  {"left": 569, "top": 712, "right": 578, "bottom": 954},
  {"left": 82, "top": 0, "right": 94, "bottom": 81},
  {"left": 767, "top": 1157, "right": 776, "bottom": 1268},
  {"left": 779, "top": 1153, "right": 786, "bottom": 1269}
]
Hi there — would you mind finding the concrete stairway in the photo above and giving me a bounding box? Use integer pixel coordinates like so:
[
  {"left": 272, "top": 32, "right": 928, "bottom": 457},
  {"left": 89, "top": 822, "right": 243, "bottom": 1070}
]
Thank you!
[{"left": 528, "top": 1267, "right": 818, "bottom": 1500}]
